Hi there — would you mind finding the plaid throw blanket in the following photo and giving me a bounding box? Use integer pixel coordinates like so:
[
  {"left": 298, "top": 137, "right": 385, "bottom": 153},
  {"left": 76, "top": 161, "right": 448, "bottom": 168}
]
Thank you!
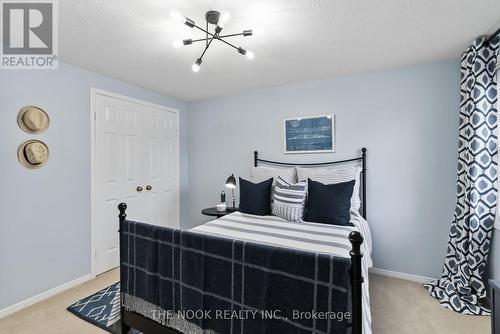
[{"left": 120, "top": 220, "right": 353, "bottom": 334}]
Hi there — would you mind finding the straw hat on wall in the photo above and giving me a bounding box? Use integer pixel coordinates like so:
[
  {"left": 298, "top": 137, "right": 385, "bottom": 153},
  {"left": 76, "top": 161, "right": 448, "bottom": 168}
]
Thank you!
[
  {"left": 18, "top": 140, "right": 49, "bottom": 169},
  {"left": 18, "top": 106, "right": 50, "bottom": 133}
]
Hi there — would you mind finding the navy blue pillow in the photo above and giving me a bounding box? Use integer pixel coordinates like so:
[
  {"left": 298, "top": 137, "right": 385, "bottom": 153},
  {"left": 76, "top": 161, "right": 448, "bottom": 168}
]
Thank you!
[
  {"left": 305, "top": 179, "right": 355, "bottom": 226},
  {"left": 239, "top": 177, "right": 273, "bottom": 216}
]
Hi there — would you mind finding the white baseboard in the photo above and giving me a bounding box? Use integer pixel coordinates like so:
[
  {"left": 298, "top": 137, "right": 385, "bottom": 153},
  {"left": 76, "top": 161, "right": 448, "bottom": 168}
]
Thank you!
[
  {"left": 0, "top": 273, "right": 94, "bottom": 319},
  {"left": 369, "top": 267, "right": 435, "bottom": 284}
]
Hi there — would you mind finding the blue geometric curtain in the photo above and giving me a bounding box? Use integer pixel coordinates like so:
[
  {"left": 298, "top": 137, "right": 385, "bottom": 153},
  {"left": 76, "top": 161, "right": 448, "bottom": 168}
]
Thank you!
[{"left": 424, "top": 36, "right": 499, "bottom": 315}]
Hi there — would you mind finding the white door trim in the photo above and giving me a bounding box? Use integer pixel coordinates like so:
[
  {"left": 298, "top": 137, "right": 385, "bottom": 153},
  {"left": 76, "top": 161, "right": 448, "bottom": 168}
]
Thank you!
[{"left": 90, "top": 87, "right": 180, "bottom": 277}]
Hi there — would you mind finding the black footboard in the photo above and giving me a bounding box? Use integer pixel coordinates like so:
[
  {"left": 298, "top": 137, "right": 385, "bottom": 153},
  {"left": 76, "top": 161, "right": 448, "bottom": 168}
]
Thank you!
[{"left": 118, "top": 203, "right": 364, "bottom": 334}]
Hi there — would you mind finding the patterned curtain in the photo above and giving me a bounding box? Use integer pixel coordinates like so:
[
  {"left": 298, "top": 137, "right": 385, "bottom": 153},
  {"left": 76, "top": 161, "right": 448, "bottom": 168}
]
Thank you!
[{"left": 424, "top": 36, "right": 499, "bottom": 315}]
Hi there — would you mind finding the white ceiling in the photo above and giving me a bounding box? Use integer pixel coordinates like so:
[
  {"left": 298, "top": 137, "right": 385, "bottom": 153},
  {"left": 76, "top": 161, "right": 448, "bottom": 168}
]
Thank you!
[{"left": 60, "top": 0, "right": 500, "bottom": 101}]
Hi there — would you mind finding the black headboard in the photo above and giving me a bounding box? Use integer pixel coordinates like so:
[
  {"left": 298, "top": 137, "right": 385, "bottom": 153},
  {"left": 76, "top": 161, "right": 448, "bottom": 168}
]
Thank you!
[{"left": 253, "top": 148, "right": 367, "bottom": 219}]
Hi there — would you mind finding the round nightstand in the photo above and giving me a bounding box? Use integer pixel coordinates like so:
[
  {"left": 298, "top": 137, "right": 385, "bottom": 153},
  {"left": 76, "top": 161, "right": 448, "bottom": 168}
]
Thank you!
[{"left": 201, "top": 207, "right": 239, "bottom": 218}]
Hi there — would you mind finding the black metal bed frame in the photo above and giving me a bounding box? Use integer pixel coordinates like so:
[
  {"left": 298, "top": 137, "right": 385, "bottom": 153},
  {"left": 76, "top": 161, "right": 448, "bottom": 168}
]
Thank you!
[
  {"left": 119, "top": 147, "right": 367, "bottom": 334},
  {"left": 254, "top": 147, "right": 367, "bottom": 219}
]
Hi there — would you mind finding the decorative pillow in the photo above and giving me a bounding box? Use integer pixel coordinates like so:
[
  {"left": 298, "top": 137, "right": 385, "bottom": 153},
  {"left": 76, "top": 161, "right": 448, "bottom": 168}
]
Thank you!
[
  {"left": 297, "top": 166, "right": 361, "bottom": 213},
  {"left": 272, "top": 177, "right": 307, "bottom": 222},
  {"left": 239, "top": 177, "right": 273, "bottom": 216},
  {"left": 304, "top": 179, "right": 355, "bottom": 226},
  {"left": 251, "top": 166, "right": 297, "bottom": 185}
]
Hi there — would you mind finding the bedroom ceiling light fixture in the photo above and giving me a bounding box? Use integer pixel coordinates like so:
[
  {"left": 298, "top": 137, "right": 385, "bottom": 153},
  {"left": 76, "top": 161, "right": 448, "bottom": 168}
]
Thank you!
[{"left": 170, "top": 9, "right": 255, "bottom": 72}]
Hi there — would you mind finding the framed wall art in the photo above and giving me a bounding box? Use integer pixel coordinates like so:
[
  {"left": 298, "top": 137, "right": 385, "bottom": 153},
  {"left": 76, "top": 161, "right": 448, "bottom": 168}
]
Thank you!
[{"left": 284, "top": 114, "right": 335, "bottom": 154}]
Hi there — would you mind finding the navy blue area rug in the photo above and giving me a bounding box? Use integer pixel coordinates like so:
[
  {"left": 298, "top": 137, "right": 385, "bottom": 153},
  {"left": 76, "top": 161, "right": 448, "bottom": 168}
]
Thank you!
[{"left": 67, "top": 282, "right": 140, "bottom": 334}]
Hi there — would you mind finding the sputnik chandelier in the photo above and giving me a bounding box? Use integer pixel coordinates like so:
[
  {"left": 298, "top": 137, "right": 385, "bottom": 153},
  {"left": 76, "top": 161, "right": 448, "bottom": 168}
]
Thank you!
[{"left": 170, "top": 9, "right": 255, "bottom": 72}]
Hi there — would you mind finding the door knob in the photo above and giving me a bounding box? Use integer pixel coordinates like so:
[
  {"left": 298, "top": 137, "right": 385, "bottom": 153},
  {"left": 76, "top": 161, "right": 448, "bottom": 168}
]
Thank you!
[
  {"left": 146, "top": 185, "right": 152, "bottom": 191},
  {"left": 136, "top": 186, "right": 143, "bottom": 192}
]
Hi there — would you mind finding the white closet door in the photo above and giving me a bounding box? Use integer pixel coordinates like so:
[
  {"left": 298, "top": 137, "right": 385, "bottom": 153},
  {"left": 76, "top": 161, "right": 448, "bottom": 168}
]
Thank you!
[
  {"left": 142, "top": 106, "right": 180, "bottom": 228},
  {"left": 93, "top": 91, "right": 179, "bottom": 275}
]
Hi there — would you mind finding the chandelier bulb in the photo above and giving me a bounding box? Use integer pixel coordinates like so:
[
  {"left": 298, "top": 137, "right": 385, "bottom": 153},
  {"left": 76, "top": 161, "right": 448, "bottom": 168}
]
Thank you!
[
  {"left": 192, "top": 58, "right": 202, "bottom": 72},
  {"left": 169, "top": 10, "right": 184, "bottom": 22},
  {"left": 218, "top": 10, "right": 231, "bottom": 29},
  {"left": 246, "top": 51, "right": 255, "bottom": 60},
  {"left": 192, "top": 63, "right": 200, "bottom": 72}
]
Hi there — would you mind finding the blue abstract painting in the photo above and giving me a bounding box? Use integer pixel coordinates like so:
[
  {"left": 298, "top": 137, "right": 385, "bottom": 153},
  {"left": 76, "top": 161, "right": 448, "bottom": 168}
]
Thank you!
[{"left": 285, "top": 115, "right": 335, "bottom": 153}]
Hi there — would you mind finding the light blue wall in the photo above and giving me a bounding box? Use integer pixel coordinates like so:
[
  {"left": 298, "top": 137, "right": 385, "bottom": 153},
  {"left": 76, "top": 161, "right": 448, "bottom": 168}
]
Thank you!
[
  {"left": 0, "top": 62, "right": 189, "bottom": 310},
  {"left": 486, "top": 71, "right": 500, "bottom": 284},
  {"left": 187, "top": 59, "right": 461, "bottom": 279}
]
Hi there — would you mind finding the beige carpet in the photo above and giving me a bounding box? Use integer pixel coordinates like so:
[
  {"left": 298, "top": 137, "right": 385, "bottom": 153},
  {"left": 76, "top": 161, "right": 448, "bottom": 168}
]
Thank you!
[
  {"left": 0, "top": 270, "right": 491, "bottom": 334},
  {"left": 0, "top": 269, "right": 119, "bottom": 334},
  {"left": 370, "top": 274, "right": 490, "bottom": 333}
]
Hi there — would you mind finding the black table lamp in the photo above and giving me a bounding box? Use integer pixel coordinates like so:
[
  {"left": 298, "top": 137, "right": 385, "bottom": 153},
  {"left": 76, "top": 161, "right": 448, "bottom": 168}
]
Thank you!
[{"left": 225, "top": 174, "right": 236, "bottom": 208}]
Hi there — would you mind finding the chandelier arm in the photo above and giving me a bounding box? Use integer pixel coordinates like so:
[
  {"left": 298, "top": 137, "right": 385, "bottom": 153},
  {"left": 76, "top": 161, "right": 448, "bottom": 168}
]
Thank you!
[
  {"left": 190, "top": 37, "right": 211, "bottom": 43},
  {"left": 188, "top": 34, "right": 243, "bottom": 44},
  {"left": 198, "top": 32, "right": 218, "bottom": 61},
  {"left": 190, "top": 23, "right": 243, "bottom": 53},
  {"left": 218, "top": 32, "right": 246, "bottom": 38},
  {"left": 193, "top": 24, "right": 212, "bottom": 36},
  {"left": 189, "top": 33, "right": 246, "bottom": 44},
  {"left": 214, "top": 36, "right": 240, "bottom": 51}
]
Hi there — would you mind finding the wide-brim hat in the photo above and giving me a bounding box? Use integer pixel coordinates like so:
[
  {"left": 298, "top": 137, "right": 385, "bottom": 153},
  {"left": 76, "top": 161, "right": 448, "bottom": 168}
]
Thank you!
[
  {"left": 18, "top": 106, "right": 50, "bottom": 133},
  {"left": 18, "top": 140, "right": 49, "bottom": 169}
]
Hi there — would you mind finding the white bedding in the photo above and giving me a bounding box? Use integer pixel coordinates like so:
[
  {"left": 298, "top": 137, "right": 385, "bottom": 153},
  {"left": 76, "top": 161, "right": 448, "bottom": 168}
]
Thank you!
[{"left": 190, "top": 211, "right": 373, "bottom": 334}]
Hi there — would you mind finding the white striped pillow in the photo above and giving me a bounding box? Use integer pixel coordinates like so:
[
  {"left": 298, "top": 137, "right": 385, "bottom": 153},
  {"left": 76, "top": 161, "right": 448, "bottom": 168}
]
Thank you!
[
  {"left": 250, "top": 166, "right": 297, "bottom": 184},
  {"left": 272, "top": 176, "right": 307, "bottom": 222},
  {"left": 296, "top": 166, "right": 362, "bottom": 214}
]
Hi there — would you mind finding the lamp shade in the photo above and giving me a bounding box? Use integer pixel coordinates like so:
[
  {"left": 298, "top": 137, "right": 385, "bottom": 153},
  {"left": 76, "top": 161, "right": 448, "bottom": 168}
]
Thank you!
[{"left": 225, "top": 174, "right": 236, "bottom": 189}]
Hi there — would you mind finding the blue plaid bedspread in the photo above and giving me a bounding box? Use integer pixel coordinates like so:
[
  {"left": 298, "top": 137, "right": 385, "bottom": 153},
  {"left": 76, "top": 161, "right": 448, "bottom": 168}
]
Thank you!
[{"left": 120, "top": 219, "right": 352, "bottom": 334}]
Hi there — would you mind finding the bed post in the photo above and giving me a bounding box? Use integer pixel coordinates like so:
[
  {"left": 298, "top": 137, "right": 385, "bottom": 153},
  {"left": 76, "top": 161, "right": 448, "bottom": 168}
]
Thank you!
[
  {"left": 254, "top": 151, "right": 258, "bottom": 167},
  {"left": 349, "top": 231, "right": 364, "bottom": 334},
  {"left": 118, "top": 203, "right": 131, "bottom": 334},
  {"left": 361, "top": 147, "right": 367, "bottom": 219}
]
